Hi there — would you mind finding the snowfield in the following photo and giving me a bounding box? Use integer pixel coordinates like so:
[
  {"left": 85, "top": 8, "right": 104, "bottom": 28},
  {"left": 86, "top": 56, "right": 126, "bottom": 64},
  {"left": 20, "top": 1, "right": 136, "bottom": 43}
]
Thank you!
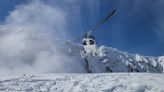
[{"left": 0, "top": 73, "right": 164, "bottom": 92}]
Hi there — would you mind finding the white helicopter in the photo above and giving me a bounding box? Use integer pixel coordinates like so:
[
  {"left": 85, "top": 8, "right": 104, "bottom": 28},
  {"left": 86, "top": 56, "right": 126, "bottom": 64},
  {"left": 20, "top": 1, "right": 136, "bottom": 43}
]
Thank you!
[
  {"left": 73, "top": 10, "right": 117, "bottom": 73},
  {"left": 77, "top": 10, "right": 117, "bottom": 57}
]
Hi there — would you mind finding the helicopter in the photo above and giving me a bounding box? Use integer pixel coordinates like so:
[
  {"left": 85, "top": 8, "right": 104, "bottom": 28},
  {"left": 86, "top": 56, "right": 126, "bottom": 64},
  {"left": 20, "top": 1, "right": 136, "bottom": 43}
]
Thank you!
[
  {"left": 72, "top": 10, "right": 117, "bottom": 73},
  {"left": 74, "top": 10, "right": 117, "bottom": 57}
]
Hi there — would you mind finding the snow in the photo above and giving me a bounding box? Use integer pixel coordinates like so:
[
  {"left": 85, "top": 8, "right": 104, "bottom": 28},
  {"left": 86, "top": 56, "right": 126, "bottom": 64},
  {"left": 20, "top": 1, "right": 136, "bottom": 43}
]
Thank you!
[
  {"left": 158, "top": 56, "right": 164, "bottom": 71},
  {"left": 0, "top": 73, "right": 163, "bottom": 92},
  {"left": 94, "top": 46, "right": 163, "bottom": 73},
  {"left": 1, "top": 28, "right": 164, "bottom": 91},
  {"left": 0, "top": 30, "right": 163, "bottom": 91},
  {"left": 135, "top": 54, "right": 143, "bottom": 61}
]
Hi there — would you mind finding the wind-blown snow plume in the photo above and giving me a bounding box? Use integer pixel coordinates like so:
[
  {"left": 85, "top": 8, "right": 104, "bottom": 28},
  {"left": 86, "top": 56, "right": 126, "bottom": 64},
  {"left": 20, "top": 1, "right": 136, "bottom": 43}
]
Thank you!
[{"left": 0, "top": 0, "right": 88, "bottom": 76}]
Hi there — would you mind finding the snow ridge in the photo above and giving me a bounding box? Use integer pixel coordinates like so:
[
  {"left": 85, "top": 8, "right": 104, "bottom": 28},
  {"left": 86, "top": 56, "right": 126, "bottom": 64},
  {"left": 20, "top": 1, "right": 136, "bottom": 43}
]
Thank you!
[
  {"left": 61, "top": 41, "right": 164, "bottom": 73},
  {"left": 97, "top": 46, "right": 164, "bottom": 73}
]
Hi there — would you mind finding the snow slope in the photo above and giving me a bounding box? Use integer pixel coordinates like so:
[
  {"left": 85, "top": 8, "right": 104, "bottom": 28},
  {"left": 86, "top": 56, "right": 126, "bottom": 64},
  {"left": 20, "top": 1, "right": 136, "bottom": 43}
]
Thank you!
[
  {"left": 0, "top": 73, "right": 163, "bottom": 92},
  {"left": 97, "top": 46, "right": 164, "bottom": 73},
  {"left": 0, "top": 39, "right": 163, "bottom": 92}
]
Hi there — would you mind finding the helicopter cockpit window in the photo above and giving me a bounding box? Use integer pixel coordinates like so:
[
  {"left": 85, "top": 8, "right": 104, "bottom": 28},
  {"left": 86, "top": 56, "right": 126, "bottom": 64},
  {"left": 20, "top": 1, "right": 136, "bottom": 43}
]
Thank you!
[
  {"left": 83, "top": 40, "right": 87, "bottom": 45},
  {"left": 89, "top": 40, "right": 95, "bottom": 45}
]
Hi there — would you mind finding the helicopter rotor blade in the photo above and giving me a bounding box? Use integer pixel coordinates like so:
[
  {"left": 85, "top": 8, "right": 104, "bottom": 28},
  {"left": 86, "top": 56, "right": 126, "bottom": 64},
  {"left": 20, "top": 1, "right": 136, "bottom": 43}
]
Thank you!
[
  {"left": 72, "top": 10, "right": 117, "bottom": 42},
  {"left": 91, "top": 10, "right": 117, "bottom": 32}
]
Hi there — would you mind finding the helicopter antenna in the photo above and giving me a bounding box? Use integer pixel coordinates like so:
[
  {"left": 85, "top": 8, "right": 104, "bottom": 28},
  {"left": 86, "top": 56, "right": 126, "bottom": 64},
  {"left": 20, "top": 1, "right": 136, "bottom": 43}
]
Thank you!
[{"left": 73, "top": 10, "right": 117, "bottom": 42}]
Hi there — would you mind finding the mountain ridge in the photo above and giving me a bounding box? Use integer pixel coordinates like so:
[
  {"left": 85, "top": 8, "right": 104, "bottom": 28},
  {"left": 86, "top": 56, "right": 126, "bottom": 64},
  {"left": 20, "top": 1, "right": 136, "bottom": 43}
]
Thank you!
[{"left": 58, "top": 40, "right": 164, "bottom": 73}]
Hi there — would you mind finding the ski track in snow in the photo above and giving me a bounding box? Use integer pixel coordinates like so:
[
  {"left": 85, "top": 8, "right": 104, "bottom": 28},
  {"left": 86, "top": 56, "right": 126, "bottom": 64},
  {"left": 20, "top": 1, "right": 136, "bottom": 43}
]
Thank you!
[{"left": 0, "top": 73, "right": 163, "bottom": 92}]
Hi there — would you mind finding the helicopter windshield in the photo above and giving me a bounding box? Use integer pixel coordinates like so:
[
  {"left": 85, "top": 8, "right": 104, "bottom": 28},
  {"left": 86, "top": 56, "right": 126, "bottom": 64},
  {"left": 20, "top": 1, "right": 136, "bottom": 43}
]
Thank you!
[
  {"left": 89, "top": 40, "right": 95, "bottom": 45},
  {"left": 83, "top": 40, "right": 87, "bottom": 45}
]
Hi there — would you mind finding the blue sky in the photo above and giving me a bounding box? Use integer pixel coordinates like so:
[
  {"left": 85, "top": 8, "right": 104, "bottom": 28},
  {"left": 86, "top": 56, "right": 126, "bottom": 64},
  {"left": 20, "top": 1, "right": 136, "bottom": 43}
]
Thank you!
[
  {"left": 0, "top": 0, "right": 164, "bottom": 56},
  {"left": 0, "top": 0, "right": 26, "bottom": 22}
]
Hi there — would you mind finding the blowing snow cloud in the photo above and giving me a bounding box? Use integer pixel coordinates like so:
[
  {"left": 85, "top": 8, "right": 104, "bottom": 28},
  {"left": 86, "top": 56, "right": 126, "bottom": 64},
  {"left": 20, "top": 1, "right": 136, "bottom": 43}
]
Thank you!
[{"left": 0, "top": 0, "right": 87, "bottom": 76}]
